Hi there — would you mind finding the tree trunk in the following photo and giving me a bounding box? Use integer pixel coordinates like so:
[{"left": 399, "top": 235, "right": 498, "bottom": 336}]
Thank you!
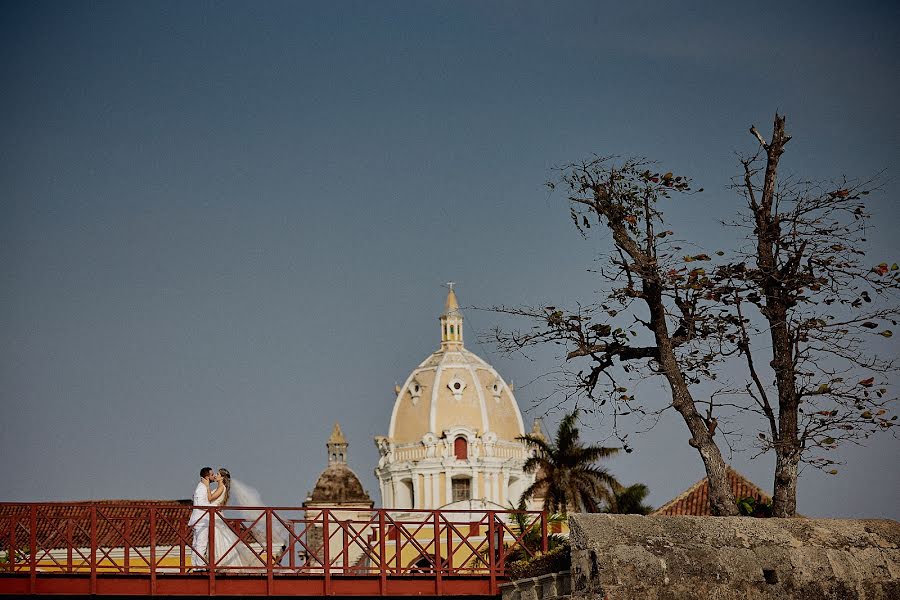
[
  {"left": 646, "top": 282, "right": 739, "bottom": 516},
  {"left": 772, "top": 446, "right": 800, "bottom": 517},
  {"left": 753, "top": 114, "right": 801, "bottom": 517}
]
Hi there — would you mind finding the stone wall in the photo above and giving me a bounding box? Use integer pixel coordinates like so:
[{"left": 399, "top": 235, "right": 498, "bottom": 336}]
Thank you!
[
  {"left": 500, "top": 570, "right": 571, "bottom": 600},
  {"left": 567, "top": 514, "right": 899, "bottom": 600}
]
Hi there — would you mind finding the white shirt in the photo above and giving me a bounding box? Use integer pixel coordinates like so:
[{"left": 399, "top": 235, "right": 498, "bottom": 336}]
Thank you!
[{"left": 189, "top": 481, "right": 211, "bottom": 528}]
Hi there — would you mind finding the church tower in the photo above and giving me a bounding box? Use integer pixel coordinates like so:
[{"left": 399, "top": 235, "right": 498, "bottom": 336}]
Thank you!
[
  {"left": 304, "top": 423, "right": 373, "bottom": 568},
  {"left": 327, "top": 422, "right": 349, "bottom": 466},
  {"left": 305, "top": 423, "right": 373, "bottom": 508},
  {"left": 374, "top": 288, "right": 538, "bottom": 510}
]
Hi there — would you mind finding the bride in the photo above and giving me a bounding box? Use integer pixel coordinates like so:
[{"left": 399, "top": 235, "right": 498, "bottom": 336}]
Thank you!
[{"left": 209, "top": 468, "right": 275, "bottom": 570}]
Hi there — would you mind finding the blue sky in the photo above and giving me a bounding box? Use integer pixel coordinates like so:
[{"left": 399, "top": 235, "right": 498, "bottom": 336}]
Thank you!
[{"left": 1, "top": 1, "right": 897, "bottom": 517}]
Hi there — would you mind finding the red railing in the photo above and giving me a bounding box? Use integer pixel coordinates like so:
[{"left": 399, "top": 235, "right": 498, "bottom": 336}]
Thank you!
[{"left": 0, "top": 503, "right": 548, "bottom": 596}]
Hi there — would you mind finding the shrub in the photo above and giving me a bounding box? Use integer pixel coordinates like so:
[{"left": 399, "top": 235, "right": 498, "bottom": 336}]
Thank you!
[
  {"left": 505, "top": 539, "right": 571, "bottom": 581},
  {"left": 737, "top": 496, "right": 773, "bottom": 517}
]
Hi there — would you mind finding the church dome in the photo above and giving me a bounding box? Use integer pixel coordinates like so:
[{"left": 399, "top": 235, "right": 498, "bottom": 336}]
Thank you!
[
  {"left": 307, "top": 464, "right": 372, "bottom": 505},
  {"left": 387, "top": 287, "right": 525, "bottom": 445},
  {"left": 305, "top": 423, "right": 373, "bottom": 507}
]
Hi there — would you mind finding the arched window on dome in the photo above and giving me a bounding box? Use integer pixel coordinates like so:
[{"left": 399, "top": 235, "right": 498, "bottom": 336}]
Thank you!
[{"left": 454, "top": 436, "right": 468, "bottom": 460}]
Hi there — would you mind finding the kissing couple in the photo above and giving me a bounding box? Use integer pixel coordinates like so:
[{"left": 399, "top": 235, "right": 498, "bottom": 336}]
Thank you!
[{"left": 188, "top": 466, "right": 265, "bottom": 570}]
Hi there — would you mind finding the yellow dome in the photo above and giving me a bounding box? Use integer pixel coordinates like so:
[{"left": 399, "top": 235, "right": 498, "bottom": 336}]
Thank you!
[
  {"left": 376, "top": 288, "right": 537, "bottom": 510},
  {"left": 387, "top": 289, "right": 525, "bottom": 445}
]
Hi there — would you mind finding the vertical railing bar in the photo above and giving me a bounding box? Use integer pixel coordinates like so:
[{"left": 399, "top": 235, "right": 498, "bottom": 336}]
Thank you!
[
  {"left": 149, "top": 508, "right": 157, "bottom": 595},
  {"left": 208, "top": 507, "right": 215, "bottom": 596},
  {"left": 322, "top": 509, "right": 330, "bottom": 596},
  {"left": 29, "top": 505, "right": 36, "bottom": 594},
  {"left": 179, "top": 520, "right": 186, "bottom": 575},
  {"left": 341, "top": 521, "right": 348, "bottom": 575},
  {"left": 445, "top": 519, "right": 452, "bottom": 571},
  {"left": 378, "top": 510, "right": 386, "bottom": 595},
  {"left": 67, "top": 519, "right": 73, "bottom": 573},
  {"left": 433, "top": 510, "right": 442, "bottom": 595},
  {"left": 7, "top": 515, "right": 15, "bottom": 573},
  {"left": 487, "top": 510, "right": 497, "bottom": 596},
  {"left": 289, "top": 520, "right": 296, "bottom": 570},
  {"left": 394, "top": 516, "right": 401, "bottom": 575},
  {"left": 90, "top": 507, "right": 97, "bottom": 594},
  {"left": 288, "top": 519, "right": 297, "bottom": 571},
  {"left": 124, "top": 517, "right": 131, "bottom": 574},
  {"left": 266, "top": 509, "right": 274, "bottom": 595}
]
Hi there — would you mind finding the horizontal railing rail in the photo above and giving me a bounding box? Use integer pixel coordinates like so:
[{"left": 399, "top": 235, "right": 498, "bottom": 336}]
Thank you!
[{"left": 0, "top": 503, "right": 548, "bottom": 596}]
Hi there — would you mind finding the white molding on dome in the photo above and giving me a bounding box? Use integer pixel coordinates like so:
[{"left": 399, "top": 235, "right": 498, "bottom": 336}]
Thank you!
[
  {"left": 443, "top": 425, "right": 476, "bottom": 439},
  {"left": 504, "top": 378, "right": 526, "bottom": 438},
  {"left": 466, "top": 363, "right": 491, "bottom": 434},
  {"left": 428, "top": 363, "right": 444, "bottom": 434}
]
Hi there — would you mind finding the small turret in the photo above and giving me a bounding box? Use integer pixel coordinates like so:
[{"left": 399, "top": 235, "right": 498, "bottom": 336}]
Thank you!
[
  {"left": 440, "top": 283, "right": 464, "bottom": 348},
  {"left": 327, "top": 422, "right": 348, "bottom": 465}
]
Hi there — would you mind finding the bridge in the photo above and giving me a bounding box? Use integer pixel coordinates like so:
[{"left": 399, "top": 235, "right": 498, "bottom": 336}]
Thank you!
[{"left": 0, "top": 502, "right": 548, "bottom": 597}]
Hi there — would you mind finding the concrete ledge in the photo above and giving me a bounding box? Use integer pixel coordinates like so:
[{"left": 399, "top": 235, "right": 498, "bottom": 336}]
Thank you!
[
  {"left": 500, "top": 570, "right": 571, "bottom": 600},
  {"left": 568, "top": 514, "right": 900, "bottom": 600}
]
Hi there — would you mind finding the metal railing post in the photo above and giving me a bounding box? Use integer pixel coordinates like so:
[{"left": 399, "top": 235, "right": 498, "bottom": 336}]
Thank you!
[
  {"left": 123, "top": 518, "right": 131, "bottom": 574},
  {"left": 341, "top": 521, "right": 348, "bottom": 573},
  {"left": 179, "top": 521, "right": 186, "bottom": 575},
  {"left": 7, "top": 515, "right": 15, "bottom": 573},
  {"left": 433, "top": 510, "right": 442, "bottom": 595},
  {"left": 487, "top": 510, "right": 497, "bottom": 595},
  {"left": 29, "top": 505, "right": 36, "bottom": 594},
  {"left": 322, "top": 509, "right": 331, "bottom": 596},
  {"left": 289, "top": 520, "right": 296, "bottom": 570},
  {"left": 266, "top": 509, "right": 274, "bottom": 595},
  {"left": 90, "top": 507, "right": 97, "bottom": 593},
  {"left": 149, "top": 508, "right": 157, "bottom": 594},
  {"left": 208, "top": 507, "right": 215, "bottom": 595},
  {"left": 378, "top": 510, "right": 386, "bottom": 594},
  {"left": 67, "top": 519, "right": 74, "bottom": 573}
]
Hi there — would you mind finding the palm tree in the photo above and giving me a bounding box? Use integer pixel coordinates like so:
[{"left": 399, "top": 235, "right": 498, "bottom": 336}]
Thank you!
[
  {"left": 518, "top": 409, "right": 621, "bottom": 514},
  {"left": 603, "top": 483, "right": 654, "bottom": 515}
]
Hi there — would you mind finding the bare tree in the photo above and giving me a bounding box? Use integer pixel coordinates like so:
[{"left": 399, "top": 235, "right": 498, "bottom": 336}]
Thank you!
[
  {"left": 728, "top": 114, "right": 898, "bottom": 516},
  {"left": 490, "top": 115, "right": 898, "bottom": 518},
  {"left": 493, "top": 157, "right": 741, "bottom": 516}
]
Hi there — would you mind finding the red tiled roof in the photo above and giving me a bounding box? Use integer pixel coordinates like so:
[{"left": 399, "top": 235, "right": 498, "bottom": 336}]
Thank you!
[
  {"left": 651, "top": 467, "right": 771, "bottom": 516},
  {"left": 0, "top": 500, "right": 192, "bottom": 550}
]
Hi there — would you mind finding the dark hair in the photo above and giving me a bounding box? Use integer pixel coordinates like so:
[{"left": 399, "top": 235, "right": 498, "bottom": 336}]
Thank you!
[{"left": 200, "top": 467, "right": 213, "bottom": 479}]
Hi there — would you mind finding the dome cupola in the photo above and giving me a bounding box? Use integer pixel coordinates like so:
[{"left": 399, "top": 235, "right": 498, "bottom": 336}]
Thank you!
[{"left": 440, "top": 283, "right": 464, "bottom": 349}]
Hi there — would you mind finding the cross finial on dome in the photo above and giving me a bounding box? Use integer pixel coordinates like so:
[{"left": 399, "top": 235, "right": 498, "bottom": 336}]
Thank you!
[{"left": 444, "top": 282, "right": 459, "bottom": 312}]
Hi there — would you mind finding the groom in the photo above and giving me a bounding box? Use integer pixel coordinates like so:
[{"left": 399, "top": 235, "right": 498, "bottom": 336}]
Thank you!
[{"left": 188, "top": 467, "right": 218, "bottom": 568}]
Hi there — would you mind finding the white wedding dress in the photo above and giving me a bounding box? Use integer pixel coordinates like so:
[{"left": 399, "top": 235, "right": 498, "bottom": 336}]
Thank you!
[
  {"left": 209, "top": 488, "right": 265, "bottom": 570},
  {"left": 208, "top": 479, "right": 287, "bottom": 571}
]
